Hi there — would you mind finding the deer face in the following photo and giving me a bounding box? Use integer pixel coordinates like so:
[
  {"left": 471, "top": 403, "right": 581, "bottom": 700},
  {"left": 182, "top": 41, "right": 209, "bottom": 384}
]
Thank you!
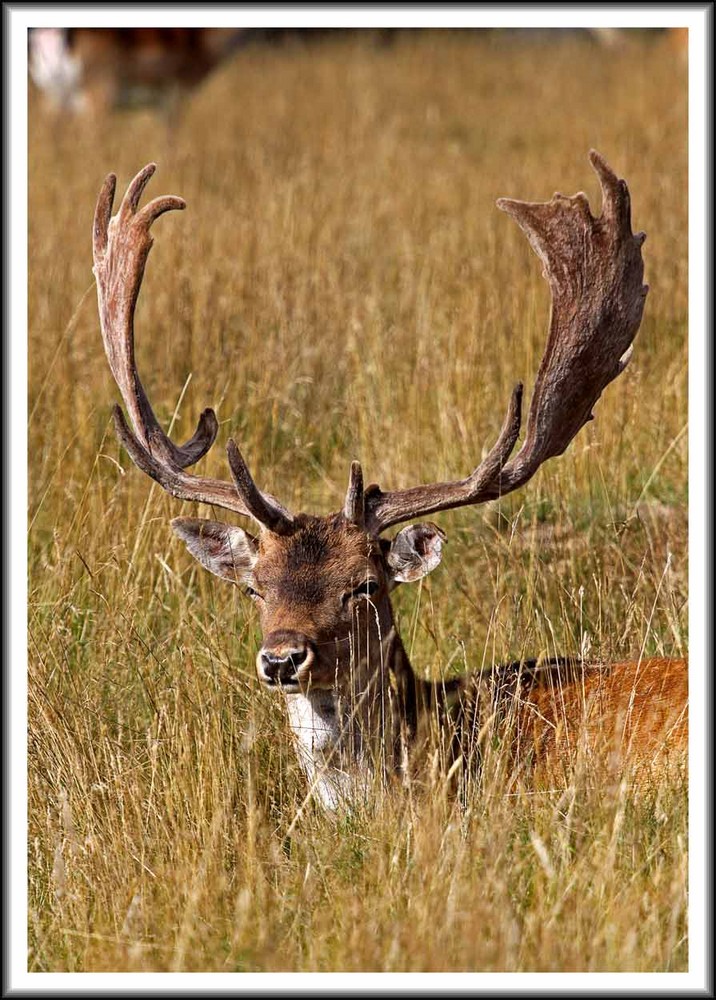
[{"left": 172, "top": 514, "right": 445, "bottom": 693}]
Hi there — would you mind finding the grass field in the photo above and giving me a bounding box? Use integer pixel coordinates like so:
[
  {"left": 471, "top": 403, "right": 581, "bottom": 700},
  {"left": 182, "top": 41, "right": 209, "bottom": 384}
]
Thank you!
[{"left": 27, "top": 30, "right": 688, "bottom": 973}]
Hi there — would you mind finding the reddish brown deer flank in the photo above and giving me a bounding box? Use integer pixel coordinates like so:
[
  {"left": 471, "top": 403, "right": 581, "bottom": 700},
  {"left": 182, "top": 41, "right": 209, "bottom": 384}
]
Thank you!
[{"left": 93, "top": 155, "right": 688, "bottom": 810}]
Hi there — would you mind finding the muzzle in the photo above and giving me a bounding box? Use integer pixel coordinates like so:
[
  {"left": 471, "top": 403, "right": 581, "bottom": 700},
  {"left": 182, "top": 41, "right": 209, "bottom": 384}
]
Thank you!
[{"left": 257, "top": 630, "right": 316, "bottom": 691}]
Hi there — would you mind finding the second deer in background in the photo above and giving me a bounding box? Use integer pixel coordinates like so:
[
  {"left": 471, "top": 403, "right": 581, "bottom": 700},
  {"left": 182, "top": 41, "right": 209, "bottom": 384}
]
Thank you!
[{"left": 29, "top": 27, "right": 250, "bottom": 115}]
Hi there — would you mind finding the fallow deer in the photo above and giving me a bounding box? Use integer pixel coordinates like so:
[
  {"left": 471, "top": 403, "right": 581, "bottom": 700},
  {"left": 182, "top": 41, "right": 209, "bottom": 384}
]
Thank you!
[
  {"left": 92, "top": 154, "right": 688, "bottom": 809},
  {"left": 29, "top": 27, "right": 249, "bottom": 115}
]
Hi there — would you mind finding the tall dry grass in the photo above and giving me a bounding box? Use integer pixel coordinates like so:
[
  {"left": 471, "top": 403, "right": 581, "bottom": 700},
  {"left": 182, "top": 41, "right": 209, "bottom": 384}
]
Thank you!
[{"left": 28, "top": 30, "right": 687, "bottom": 972}]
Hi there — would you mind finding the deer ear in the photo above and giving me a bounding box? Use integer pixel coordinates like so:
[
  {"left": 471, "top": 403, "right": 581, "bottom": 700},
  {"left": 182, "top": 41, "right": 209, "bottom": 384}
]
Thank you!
[
  {"left": 171, "top": 517, "right": 258, "bottom": 584},
  {"left": 386, "top": 522, "right": 446, "bottom": 584}
]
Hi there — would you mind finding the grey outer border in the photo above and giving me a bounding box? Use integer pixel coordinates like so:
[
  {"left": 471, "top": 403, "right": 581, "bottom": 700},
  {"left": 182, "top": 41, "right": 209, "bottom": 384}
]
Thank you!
[{"left": 6, "top": 2, "right": 713, "bottom": 997}]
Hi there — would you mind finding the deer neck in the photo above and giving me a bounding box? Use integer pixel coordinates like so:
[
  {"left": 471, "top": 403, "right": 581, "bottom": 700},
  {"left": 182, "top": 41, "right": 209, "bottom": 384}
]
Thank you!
[{"left": 283, "top": 619, "right": 424, "bottom": 809}]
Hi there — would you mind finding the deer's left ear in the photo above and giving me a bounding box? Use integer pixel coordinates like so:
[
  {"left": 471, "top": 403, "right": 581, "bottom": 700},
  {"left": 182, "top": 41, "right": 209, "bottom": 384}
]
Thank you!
[{"left": 385, "top": 522, "right": 446, "bottom": 584}]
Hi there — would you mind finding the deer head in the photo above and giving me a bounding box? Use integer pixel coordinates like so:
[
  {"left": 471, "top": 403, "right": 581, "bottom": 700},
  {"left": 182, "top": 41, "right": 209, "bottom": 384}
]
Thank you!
[
  {"left": 170, "top": 511, "right": 444, "bottom": 692},
  {"left": 93, "top": 154, "right": 647, "bottom": 700}
]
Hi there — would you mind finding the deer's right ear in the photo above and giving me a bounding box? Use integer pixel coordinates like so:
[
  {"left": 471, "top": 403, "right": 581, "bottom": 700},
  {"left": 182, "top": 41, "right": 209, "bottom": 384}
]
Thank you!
[{"left": 171, "top": 517, "right": 258, "bottom": 585}]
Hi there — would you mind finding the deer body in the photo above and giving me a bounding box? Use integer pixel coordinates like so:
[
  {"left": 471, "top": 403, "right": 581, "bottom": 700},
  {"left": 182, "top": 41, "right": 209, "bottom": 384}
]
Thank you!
[{"left": 92, "top": 154, "right": 688, "bottom": 809}]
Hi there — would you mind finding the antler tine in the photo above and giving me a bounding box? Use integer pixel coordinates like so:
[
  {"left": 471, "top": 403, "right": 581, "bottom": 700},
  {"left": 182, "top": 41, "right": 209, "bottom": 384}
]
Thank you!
[
  {"left": 344, "top": 461, "right": 365, "bottom": 525},
  {"left": 364, "top": 151, "right": 648, "bottom": 535},
  {"left": 589, "top": 148, "right": 636, "bottom": 238},
  {"left": 94, "top": 164, "right": 293, "bottom": 531},
  {"left": 227, "top": 440, "right": 294, "bottom": 535}
]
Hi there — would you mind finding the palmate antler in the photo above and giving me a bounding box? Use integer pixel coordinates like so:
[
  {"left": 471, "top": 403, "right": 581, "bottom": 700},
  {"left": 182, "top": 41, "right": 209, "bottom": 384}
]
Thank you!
[
  {"left": 93, "top": 164, "right": 294, "bottom": 534},
  {"left": 359, "top": 150, "right": 648, "bottom": 534}
]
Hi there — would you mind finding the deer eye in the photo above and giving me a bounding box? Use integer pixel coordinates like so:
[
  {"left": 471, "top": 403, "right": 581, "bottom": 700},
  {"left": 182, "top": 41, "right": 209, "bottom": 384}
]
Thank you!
[
  {"left": 244, "top": 585, "right": 264, "bottom": 602},
  {"left": 345, "top": 579, "right": 380, "bottom": 604}
]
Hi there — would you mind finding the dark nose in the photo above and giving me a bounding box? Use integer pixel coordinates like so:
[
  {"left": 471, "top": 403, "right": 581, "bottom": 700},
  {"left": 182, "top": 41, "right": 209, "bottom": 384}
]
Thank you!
[{"left": 258, "top": 632, "right": 313, "bottom": 687}]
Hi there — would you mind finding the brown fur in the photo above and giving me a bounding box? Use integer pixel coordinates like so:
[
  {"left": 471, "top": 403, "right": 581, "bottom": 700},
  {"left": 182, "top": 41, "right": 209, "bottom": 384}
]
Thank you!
[
  {"left": 252, "top": 515, "right": 391, "bottom": 689},
  {"left": 394, "top": 654, "right": 689, "bottom": 789},
  {"left": 514, "top": 656, "right": 688, "bottom": 784}
]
